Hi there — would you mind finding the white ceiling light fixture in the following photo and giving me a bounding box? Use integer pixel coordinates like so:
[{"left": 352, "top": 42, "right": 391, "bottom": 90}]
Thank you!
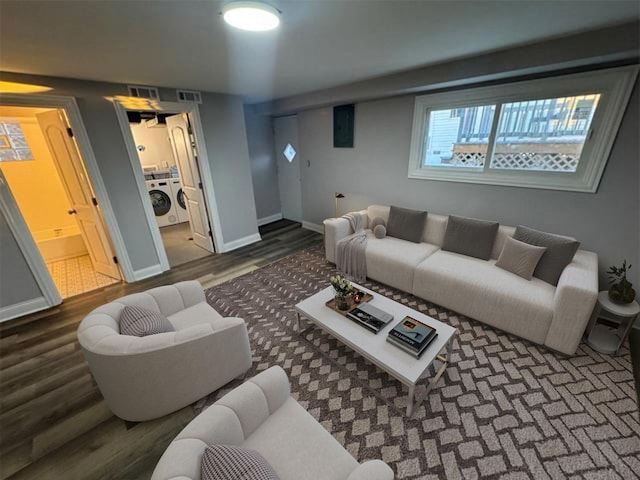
[{"left": 222, "top": 1, "right": 280, "bottom": 32}]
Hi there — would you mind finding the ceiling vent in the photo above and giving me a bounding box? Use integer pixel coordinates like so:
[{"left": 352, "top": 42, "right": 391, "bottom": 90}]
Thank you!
[
  {"left": 127, "top": 85, "right": 159, "bottom": 100},
  {"left": 177, "top": 89, "right": 202, "bottom": 104}
]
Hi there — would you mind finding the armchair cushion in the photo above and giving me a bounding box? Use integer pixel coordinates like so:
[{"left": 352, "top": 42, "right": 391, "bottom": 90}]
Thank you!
[
  {"left": 201, "top": 445, "right": 279, "bottom": 480},
  {"left": 119, "top": 305, "right": 175, "bottom": 337}
]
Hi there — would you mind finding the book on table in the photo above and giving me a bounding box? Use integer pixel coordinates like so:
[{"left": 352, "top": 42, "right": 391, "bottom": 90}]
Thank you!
[
  {"left": 346, "top": 302, "right": 393, "bottom": 333},
  {"left": 386, "top": 316, "right": 438, "bottom": 358}
]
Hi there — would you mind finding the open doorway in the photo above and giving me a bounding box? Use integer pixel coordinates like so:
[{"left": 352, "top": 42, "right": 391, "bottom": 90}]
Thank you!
[
  {"left": 0, "top": 106, "right": 121, "bottom": 298},
  {"left": 126, "top": 110, "right": 213, "bottom": 267}
]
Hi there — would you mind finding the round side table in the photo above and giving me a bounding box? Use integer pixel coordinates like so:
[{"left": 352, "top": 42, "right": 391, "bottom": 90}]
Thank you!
[{"left": 585, "top": 291, "right": 640, "bottom": 355}]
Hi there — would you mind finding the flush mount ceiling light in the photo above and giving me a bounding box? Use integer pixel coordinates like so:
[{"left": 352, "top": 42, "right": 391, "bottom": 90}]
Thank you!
[{"left": 222, "top": 1, "right": 280, "bottom": 31}]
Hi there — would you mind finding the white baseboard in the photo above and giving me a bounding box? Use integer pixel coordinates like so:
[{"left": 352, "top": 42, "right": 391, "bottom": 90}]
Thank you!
[
  {"left": 223, "top": 233, "right": 262, "bottom": 252},
  {"left": 0, "top": 296, "right": 51, "bottom": 322},
  {"left": 133, "top": 264, "right": 164, "bottom": 281},
  {"left": 302, "top": 221, "right": 323, "bottom": 234},
  {"left": 257, "top": 213, "right": 283, "bottom": 227}
]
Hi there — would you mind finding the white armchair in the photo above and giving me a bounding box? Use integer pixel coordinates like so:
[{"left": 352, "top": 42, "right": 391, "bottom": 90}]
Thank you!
[
  {"left": 152, "top": 365, "right": 394, "bottom": 480},
  {"left": 77, "top": 280, "right": 252, "bottom": 422}
]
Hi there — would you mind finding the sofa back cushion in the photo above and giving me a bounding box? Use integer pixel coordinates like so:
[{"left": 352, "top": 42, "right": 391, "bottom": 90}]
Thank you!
[
  {"left": 422, "top": 213, "right": 448, "bottom": 246},
  {"left": 513, "top": 225, "right": 580, "bottom": 286},
  {"left": 367, "top": 205, "right": 390, "bottom": 225},
  {"left": 491, "top": 225, "right": 516, "bottom": 260},
  {"left": 386, "top": 206, "right": 428, "bottom": 243},
  {"left": 442, "top": 215, "right": 499, "bottom": 260}
]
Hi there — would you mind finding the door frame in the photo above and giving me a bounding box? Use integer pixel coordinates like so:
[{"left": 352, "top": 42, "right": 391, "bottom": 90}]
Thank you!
[
  {"left": 112, "top": 99, "right": 223, "bottom": 272},
  {"left": 0, "top": 94, "right": 133, "bottom": 313}
]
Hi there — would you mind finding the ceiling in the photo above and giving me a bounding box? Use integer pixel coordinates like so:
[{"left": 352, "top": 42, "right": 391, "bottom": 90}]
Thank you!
[{"left": 1, "top": 1, "right": 638, "bottom": 102}]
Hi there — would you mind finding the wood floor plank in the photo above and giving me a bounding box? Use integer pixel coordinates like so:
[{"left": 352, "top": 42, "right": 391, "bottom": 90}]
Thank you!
[{"left": 0, "top": 222, "right": 322, "bottom": 479}]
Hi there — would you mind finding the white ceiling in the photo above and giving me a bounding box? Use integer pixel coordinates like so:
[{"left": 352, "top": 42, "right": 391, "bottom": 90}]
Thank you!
[{"left": 1, "top": 1, "right": 638, "bottom": 102}]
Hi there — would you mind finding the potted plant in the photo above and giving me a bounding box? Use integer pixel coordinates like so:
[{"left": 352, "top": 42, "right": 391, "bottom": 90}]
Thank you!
[
  {"left": 330, "top": 274, "right": 354, "bottom": 311},
  {"left": 607, "top": 260, "right": 636, "bottom": 304}
]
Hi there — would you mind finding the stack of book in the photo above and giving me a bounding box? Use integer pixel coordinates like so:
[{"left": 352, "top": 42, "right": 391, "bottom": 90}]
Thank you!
[
  {"left": 346, "top": 302, "right": 393, "bottom": 333},
  {"left": 387, "top": 316, "right": 438, "bottom": 358}
]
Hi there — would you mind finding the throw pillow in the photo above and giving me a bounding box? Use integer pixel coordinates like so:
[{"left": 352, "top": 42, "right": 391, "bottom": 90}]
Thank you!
[
  {"left": 386, "top": 206, "right": 427, "bottom": 244},
  {"left": 373, "top": 224, "right": 386, "bottom": 239},
  {"left": 119, "top": 305, "right": 175, "bottom": 337},
  {"left": 442, "top": 215, "right": 499, "bottom": 260},
  {"left": 370, "top": 216, "right": 386, "bottom": 230},
  {"left": 201, "top": 445, "right": 280, "bottom": 480},
  {"left": 513, "top": 225, "right": 580, "bottom": 286},
  {"left": 495, "top": 236, "right": 547, "bottom": 280}
]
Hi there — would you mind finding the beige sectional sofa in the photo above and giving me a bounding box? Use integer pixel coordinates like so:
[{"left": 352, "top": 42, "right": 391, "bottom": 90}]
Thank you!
[
  {"left": 324, "top": 205, "right": 599, "bottom": 356},
  {"left": 152, "top": 366, "right": 394, "bottom": 480}
]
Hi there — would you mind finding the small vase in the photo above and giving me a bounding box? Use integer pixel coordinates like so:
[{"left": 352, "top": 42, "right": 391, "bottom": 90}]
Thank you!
[
  {"left": 335, "top": 292, "right": 351, "bottom": 311},
  {"left": 608, "top": 284, "right": 636, "bottom": 304}
]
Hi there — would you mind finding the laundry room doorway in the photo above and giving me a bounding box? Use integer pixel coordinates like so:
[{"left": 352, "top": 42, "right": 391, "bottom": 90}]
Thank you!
[
  {"left": 0, "top": 105, "right": 121, "bottom": 299},
  {"left": 121, "top": 103, "right": 219, "bottom": 268}
]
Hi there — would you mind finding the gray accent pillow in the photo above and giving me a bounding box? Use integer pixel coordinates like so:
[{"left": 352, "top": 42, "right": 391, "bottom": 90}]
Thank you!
[
  {"left": 119, "top": 305, "right": 175, "bottom": 337},
  {"left": 370, "top": 216, "right": 386, "bottom": 230},
  {"left": 373, "top": 224, "right": 386, "bottom": 239},
  {"left": 201, "top": 445, "right": 280, "bottom": 480},
  {"left": 386, "top": 206, "right": 427, "bottom": 243},
  {"left": 442, "top": 215, "right": 499, "bottom": 260},
  {"left": 513, "top": 225, "right": 580, "bottom": 286},
  {"left": 495, "top": 236, "right": 547, "bottom": 280}
]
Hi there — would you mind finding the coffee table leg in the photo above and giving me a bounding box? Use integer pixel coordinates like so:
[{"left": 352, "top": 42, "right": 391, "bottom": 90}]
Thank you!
[
  {"left": 296, "top": 312, "right": 301, "bottom": 332},
  {"left": 406, "top": 384, "right": 416, "bottom": 417}
]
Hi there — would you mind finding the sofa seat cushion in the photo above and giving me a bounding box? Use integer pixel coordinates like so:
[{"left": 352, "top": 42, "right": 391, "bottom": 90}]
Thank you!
[
  {"left": 412, "top": 250, "right": 555, "bottom": 344},
  {"left": 168, "top": 302, "right": 225, "bottom": 330},
  {"left": 242, "top": 397, "right": 358, "bottom": 480},
  {"left": 365, "top": 232, "right": 439, "bottom": 292}
]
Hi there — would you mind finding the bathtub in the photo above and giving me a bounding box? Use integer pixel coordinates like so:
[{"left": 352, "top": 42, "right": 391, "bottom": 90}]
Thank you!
[{"left": 35, "top": 226, "right": 88, "bottom": 263}]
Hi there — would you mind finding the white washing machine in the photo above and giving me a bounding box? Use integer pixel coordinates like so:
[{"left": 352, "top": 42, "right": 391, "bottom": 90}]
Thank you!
[
  {"left": 169, "top": 178, "right": 190, "bottom": 224},
  {"left": 146, "top": 179, "right": 178, "bottom": 227}
]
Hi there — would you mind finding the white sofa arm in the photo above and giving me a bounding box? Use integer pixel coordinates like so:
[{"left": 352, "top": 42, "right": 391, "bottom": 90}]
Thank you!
[
  {"left": 324, "top": 209, "right": 368, "bottom": 263},
  {"left": 545, "top": 250, "right": 599, "bottom": 355},
  {"left": 347, "top": 460, "right": 394, "bottom": 480}
]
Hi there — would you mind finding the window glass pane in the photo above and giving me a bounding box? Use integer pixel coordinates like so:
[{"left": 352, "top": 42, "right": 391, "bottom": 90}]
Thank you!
[
  {"left": 423, "top": 105, "right": 496, "bottom": 168},
  {"left": 0, "top": 122, "right": 33, "bottom": 162},
  {"left": 491, "top": 94, "right": 600, "bottom": 172}
]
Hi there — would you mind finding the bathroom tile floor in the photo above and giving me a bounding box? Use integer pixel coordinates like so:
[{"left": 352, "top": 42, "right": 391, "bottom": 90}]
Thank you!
[{"left": 46, "top": 255, "right": 120, "bottom": 298}]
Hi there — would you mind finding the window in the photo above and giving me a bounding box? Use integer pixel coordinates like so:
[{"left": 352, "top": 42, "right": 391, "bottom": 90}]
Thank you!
[
  {"left": 408, "top": 66, "right": 638, "bottom": 192},
  {"left": 0, "top": 121, "right": 33, "bottom": 161}
]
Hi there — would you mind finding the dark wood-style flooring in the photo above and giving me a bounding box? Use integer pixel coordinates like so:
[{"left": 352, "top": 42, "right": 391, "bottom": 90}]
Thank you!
[{"left": 0, "top": 220, "right": 322, "bottom": 480}]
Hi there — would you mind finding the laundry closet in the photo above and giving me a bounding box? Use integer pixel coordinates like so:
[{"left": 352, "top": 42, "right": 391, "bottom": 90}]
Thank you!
[{"left": 128, "top": 111, "right": 212, "bottom": 267}]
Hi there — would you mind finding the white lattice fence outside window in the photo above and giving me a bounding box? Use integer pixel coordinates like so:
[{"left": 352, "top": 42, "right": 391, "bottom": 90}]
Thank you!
[
  {"left": 450, "top": 152, "right": 486, "bottom": 167},
  {"left": 491, "top": 153, "right": 579, "bottom": 172}
]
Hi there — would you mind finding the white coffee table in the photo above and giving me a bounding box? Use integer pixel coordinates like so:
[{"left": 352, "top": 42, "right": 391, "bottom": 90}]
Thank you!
[{"left": 295, "top": 284, "right": 457, "bottom": 417}]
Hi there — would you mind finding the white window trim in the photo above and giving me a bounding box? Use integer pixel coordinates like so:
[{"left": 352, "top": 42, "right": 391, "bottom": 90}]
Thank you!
[{"left": 407, "top": 66, "right": 639, "bottom": 192}]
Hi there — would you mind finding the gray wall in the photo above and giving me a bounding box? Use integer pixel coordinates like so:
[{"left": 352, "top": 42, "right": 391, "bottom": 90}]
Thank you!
[
  {"left": 0, "top": 72, "right": 259, "bottom": 313},
  {"left": 296, "top": 79, "right": 640, "bottom": 288},
  {"left": 0, "top": 210, "right": 42, "bottom": 307},
  {"left": 0, "top": 72, "right": 160, "bottom": 272},
  {"left": 198, "top": 92, "right": 259, "bottom": 242},
  {"left": 244, "top": 107, "right": 281, "bottom": 220}
]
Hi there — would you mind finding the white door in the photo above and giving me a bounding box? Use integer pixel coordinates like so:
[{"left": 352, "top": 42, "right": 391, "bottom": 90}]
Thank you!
[
  {"left": 36, "top": 110, "right": 121, "bottom": 279},
  {"left": 166, "top": 113, "right": 214, "bottom": 253},
  {"left": 274, "top": 115, "right": 302, "bottom": 222}
]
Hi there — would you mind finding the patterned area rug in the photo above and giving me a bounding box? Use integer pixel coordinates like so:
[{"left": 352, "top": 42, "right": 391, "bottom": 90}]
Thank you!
[{"left": 195, "top": 245, "right": 640, "bottom": 479}]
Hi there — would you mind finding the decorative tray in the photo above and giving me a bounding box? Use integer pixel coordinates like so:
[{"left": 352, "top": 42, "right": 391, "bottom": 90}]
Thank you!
[{"left": 325, "top": 289, "right": 373, "bottom": 316}]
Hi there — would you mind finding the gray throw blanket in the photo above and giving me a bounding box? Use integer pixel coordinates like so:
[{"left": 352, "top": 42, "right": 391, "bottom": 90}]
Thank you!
[{"left": 336, "top": 213, "right": 368, "bottom": 282}]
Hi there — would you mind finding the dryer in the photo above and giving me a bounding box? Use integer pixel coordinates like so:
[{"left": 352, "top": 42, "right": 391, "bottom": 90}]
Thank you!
[
  {"left": 146, "top": 179, "right": 178, "bottom": 227},
  {"left": 169, "top": 178, "right": 190, "bottom": 224}
]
